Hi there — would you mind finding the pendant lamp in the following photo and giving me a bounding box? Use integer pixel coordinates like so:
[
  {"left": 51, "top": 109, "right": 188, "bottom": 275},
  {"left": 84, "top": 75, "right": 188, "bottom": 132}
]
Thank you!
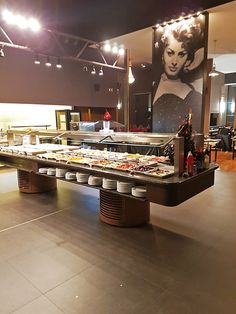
[
  {"left": 209, "top": 40, "right": 220, "bottom": 77},
  {"left": 128, "top": 60, "right": 135, "bottom": 84}
]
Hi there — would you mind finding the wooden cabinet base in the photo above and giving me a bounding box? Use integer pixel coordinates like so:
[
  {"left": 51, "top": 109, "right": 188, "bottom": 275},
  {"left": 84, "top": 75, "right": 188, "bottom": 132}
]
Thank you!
[
  {"left": 17, "top": 170, "right": 57, "bottom": 193},
  {"left": 100, "top": 190, "right": 150, "bottom": 227}
]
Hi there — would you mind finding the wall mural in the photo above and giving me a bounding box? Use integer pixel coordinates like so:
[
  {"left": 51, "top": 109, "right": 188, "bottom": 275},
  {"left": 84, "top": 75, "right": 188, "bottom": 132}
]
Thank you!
[{"left": 152, "top": 14, "right": 208, "bottom": 133}]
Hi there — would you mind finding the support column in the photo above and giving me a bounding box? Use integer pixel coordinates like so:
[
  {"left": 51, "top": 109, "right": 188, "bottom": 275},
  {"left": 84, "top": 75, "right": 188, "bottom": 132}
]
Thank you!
[
  {"left": 17, "top": 170, "right": 57, "bottom": 193},
  {"left": 99, "top": 190, "right": 150, "bottom": 227}
]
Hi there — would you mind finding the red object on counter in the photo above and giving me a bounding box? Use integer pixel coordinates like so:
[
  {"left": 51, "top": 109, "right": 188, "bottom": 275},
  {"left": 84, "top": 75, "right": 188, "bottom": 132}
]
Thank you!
[
  {"left": 186, "top": 151, "right": 194, "bottom": 176},
  {"left": 104, "top": 110, "right": 111, "bottom": 121}
]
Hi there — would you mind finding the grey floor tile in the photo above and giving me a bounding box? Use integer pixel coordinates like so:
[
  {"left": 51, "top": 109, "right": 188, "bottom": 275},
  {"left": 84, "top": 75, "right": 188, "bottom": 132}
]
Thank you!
[
  {"left": 0, "top": 261, "right": 41, "bottom": 314},
  {"left": 58, "top": 242, "right": 105, "bottom": 266},
  {"left": 40, "top": 245, "right": 92, "bottom": 274},
  {"left": 9, "top": 249, "right": 78, "bottom": 293},
  {"left": 46, "top": 273, "right": 139, "bottom": 314},
  {"left": 11, "top": 296, "right": 64, "bottom": 314},
  {"left": 46, "top": 274, "right": 110, "bottom": 314},
  {"left": 154, "top": 290, "right": 227, "bottom": 314},
  {"left": 0, "top": 224, "right": 57, "bottom": 261},
  {"left": 80, "top": 261, "right": 164, "bottom": 304}
]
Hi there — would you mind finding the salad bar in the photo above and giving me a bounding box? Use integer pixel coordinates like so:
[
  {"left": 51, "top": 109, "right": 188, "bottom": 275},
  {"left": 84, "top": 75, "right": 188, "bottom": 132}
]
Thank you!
[{"left": 0, "top": 143, "right": 218, "bottom": 227}]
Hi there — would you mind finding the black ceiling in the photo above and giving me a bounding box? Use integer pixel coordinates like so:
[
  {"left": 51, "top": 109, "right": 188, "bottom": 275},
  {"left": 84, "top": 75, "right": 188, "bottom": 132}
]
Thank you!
[{"left": 1, "top": 0, "right": 233, "bottom": 42}]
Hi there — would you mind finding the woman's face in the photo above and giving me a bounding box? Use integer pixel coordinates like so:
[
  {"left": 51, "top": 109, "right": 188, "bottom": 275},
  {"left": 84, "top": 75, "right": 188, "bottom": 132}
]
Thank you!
[{"left": 163, "top": 35, "right": 188, "bottom": 79}]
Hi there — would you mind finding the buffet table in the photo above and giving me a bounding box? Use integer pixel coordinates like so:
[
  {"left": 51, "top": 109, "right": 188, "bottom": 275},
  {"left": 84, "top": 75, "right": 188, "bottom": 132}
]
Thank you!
[{"left": 0, "top": 145, "right": 218, "bottom": 227}]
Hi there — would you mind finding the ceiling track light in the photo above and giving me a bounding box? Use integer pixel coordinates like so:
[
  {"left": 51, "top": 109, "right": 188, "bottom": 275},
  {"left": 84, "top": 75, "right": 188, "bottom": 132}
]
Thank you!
[
  {"left": 2, "top": 9, "right": 41, "bottom": 32},
  {"left": 112, "top": 45, "right": 118, "bottom": 54},
  {"left": 155, "top": 10, "right": 204, "bottom": 28},
  {"left": 102, "top": 42, "right": 125, "bottom": 56},
  {"left": 118, "top": 47, "right": 125, "bottom": 56},
  {"left": 34, "top": 54, "right": 40, "bottom": 65},
  {"left": 56, "top": 56, "right": 62, "bottom": 69},
  {"left": 103, "top": 42, "right": 111, "bottom": 52},
  {"left": 0, "top": 46, "right": 5, "bottom": 58},
  {"left": 45, "top": 56, "right": 51, "bottom": 67},
  {"left": 99, "top": 66, "right": 103, "bottom": 76},
  {"left": 91, "top": 66, "right": 96, "bottom": 74}
]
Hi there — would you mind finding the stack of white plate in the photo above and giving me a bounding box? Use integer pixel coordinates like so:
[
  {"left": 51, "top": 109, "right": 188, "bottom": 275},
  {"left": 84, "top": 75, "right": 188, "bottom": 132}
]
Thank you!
[
  {"left": 38, "top": 167, "right": 48, "bottom": 174},
  {"left": 131, "top": 186, "right": 147, "bottom": 198},
  {"left": 47, "top": 168, "right": 56, "bottom": 176},
  {"left": 65, "top": 171, "right": 77, "bottom": 181},
  {"left": 117, "top": 181, "right": 134, "bottom": 194},
  {"left": 102, "top": 178, "right": 117, "bottom": 190},
  {"left": 88, "top": 175, "right": 102, "bottom": 186},
  {"left": 76, "top": 172, "right": 90, "bottom": 183},
  {"left": 56, "top": 168, "right": 68, "bottom": 178}
]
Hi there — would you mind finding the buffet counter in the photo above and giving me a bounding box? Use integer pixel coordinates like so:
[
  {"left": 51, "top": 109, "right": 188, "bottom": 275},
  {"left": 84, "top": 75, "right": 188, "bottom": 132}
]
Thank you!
[{"left": 0, "top": 144, "right": 218, "bottom": 227}]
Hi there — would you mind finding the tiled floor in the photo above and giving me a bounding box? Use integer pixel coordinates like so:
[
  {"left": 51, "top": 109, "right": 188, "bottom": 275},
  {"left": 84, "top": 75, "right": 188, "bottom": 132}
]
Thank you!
[{"left": 0, "top": 167, "right": 236, "bottom": 313}]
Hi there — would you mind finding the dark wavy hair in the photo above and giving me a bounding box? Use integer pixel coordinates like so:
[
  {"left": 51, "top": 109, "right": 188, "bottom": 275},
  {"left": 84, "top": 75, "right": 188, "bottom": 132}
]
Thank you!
[{"left": 161, "top": 22, "right": 203, "bottom": 63}]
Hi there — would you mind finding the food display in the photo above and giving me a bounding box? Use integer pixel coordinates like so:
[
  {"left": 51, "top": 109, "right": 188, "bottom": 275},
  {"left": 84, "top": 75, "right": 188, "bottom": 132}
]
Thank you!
[
  {"left": 0, "top": 144, "right": 174, "bottom": 178},
  {"left": 143, "top": 165, "right": 175, "bottom": 178},
  {"left": 0, "top": 144, "right": 78, "bottom": 155}
]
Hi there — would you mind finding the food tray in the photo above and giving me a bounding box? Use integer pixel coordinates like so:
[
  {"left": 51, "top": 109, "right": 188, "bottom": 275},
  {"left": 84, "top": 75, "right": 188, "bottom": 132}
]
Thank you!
[{"left": 144, "top": 165, "right": 175, "bottom": 178}]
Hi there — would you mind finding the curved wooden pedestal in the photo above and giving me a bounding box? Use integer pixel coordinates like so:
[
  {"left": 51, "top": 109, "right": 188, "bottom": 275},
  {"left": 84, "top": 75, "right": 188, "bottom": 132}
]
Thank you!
[
  {"left": 100, "top": 190, "right": 150, "bottom": 227},
  {"left": 17, "top": 170, "right": 57, "bottom": 193}
]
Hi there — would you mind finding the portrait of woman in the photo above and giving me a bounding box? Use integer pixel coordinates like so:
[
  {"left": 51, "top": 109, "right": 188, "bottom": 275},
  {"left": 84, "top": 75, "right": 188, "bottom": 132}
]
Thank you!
[{"left": 152, "top": 16, "right": 206, "bottom": 133}]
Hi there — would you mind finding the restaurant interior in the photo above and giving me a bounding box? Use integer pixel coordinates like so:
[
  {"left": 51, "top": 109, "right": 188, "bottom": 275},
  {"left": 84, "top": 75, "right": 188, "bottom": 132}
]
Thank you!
[{"left": 0, "top": 1, "right": 236, "bottom": 313}]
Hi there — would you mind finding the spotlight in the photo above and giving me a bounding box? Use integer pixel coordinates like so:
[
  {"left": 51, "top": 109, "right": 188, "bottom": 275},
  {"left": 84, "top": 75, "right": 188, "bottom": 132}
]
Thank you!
[
  {"left": 34, "top": 54, "right": 40, "bottom": 65},
  {"left": 118, "top": 47, "right": 125, "bottom": 56},
  {"left": 112, "top": 45, "right": 118, "bottom": 54},
  {"left": 0, "top": 47, "right": 5, "bottom": 58},
  {"left": 45, "top": 56, "right": 51, "bottom": 67},
  {"left": 91, "top": 66, "right": 96, "bottom": 74},
  {"left": 99, "top": 67, "right": 103, "bottom": 76},
  {"left": 16, "top": 15, "right": 28, "bottom": 29},
  {"left": 56, "top": 57, "right": 62, "bottom": 69},
  {"left": 28, "top": 17, "right": 41, "bottom": 32},
  {"left": 2, "top": 9, "right": 41, "bottom": 32},
  {"left": 103, "top": 42, "right": 111, "bottom": 52}
]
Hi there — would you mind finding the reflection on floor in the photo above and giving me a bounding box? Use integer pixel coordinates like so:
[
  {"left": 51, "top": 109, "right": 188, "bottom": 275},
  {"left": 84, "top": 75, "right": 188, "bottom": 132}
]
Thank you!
[
  {"left": 214, "top": 150, "right": 236, "bottom": 171},
  {"left": 0, "top": 167, "right": 235, "bottom": 314}
]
